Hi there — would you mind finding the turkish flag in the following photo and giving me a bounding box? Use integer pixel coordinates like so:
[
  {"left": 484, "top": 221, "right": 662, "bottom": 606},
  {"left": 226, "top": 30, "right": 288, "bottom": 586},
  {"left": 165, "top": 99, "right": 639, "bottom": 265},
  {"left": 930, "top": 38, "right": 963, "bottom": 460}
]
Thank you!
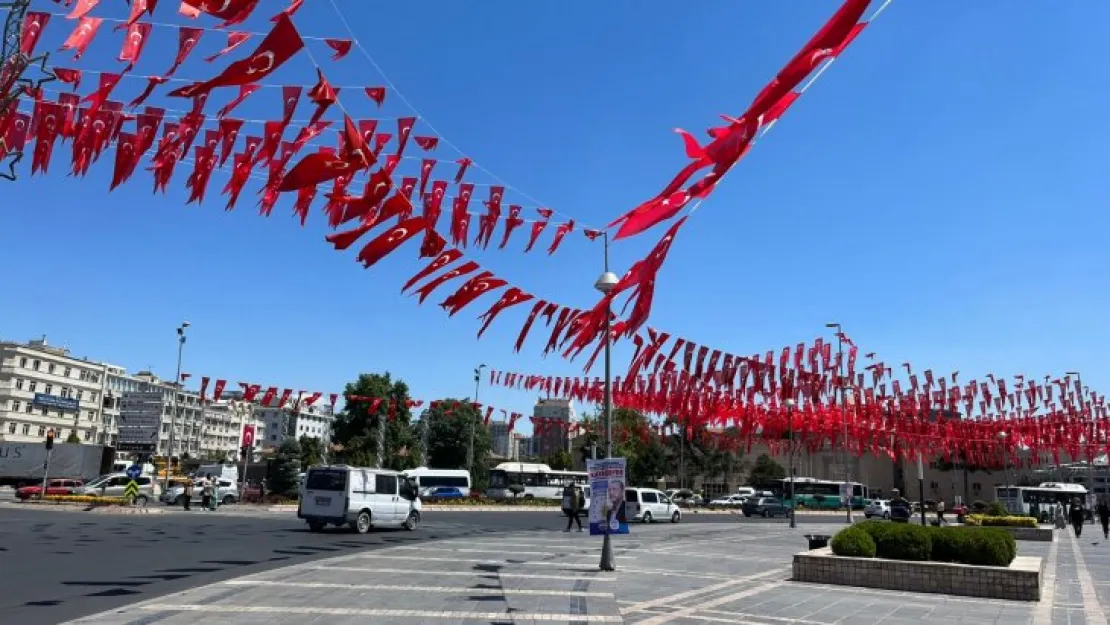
[
  {"left": 355, "top": 217, "right": 429, "bottom": 268},
  {"left": 60, "top": 17, "right": 103, "bottom": 60},
  {"left": 477, "top": 287, "right": 534, "bottom": 338},
  {"left": 118, "top": 22, "right": 152, "bottom": 68},
  {"left": 20, "top": 12, "right": 50, "bottom": 55},
  {"left": 169, "top": 14, "right": 303, "bottom": 99},
  {"left": 165, "top": 27, "right": 204, "bottom": 77},
  {"left": 440, "top": 271, "right": 507, "bottom": 316}
]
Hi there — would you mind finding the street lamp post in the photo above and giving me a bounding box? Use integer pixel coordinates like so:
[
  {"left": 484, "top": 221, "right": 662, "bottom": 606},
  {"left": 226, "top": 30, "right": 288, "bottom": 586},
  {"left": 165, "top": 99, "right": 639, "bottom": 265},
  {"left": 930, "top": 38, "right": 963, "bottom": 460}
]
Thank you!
[
  {"left": 826, "top": 322, "right": 852, "bottom": 523},
  {"left": 468, "top": 364, "right": 487, "bottom": 478},
  {"left": 164, "top": 322, "right": 190, "bottom": 494},
  {"left": 1066, "top": 371, "right": 1092, "bottom": 505},
  {"left": 786, "top": 398, "right": 797, "bottom": 529},
  {"left": 596, "top": 233, "right": 619, "bottom": 573}
]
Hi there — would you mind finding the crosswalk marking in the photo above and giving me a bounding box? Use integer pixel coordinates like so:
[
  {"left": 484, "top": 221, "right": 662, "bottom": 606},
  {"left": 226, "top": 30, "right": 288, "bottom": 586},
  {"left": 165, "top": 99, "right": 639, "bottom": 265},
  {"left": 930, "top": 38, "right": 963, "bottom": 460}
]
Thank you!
[
  {"left": 315, "top": 565, "right": 616, "bottom": 581},
  {"left": 136, "top": 605, "right": 624, "bottom": 622},
  {"left": 224, "top": 579, "right": 613, "bottom": 597}
]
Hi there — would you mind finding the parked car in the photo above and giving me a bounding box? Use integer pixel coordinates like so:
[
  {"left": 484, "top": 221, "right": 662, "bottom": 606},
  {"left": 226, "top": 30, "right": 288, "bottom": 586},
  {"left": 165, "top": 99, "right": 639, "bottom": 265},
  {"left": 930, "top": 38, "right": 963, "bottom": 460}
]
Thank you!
[
  {"left": 625, "top": 487, "right": 682, "bottom": 523},
  {"left": 864, "top": 499, "right": 891, "bottom": 519},
  {"left": 74, "top": 473, "right": 158, "bottom": 504},
  {"left": 709, "top": 494, "right": 747, "bottom": 509},
  {"left": 665, "top": 489, "right": 703, "bottom": 507},
  {"left": 421, "top": 486, "right": 466, "bottom": 499},
  {"left": 741, "top": 496, "right": 791, "bottom": 518},
  {"left": 16, "top": 478, "right": 83, "bottom": 500}
]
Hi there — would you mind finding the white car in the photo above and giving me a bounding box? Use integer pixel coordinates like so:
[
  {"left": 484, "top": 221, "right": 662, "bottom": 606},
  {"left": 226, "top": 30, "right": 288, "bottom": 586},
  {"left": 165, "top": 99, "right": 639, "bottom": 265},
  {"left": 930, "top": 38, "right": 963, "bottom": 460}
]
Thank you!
[
  {"left": 864, "top": 499, "right": 891, "bottom": 519},
  {"left": 709, "top": 494, "right": 747, "bottom": 508},
  {"left": 298, "top": 465, "right": 421, "bottom": 533},
  {"left": 625, "top": 487, "right": 682, "bottom": 523}
]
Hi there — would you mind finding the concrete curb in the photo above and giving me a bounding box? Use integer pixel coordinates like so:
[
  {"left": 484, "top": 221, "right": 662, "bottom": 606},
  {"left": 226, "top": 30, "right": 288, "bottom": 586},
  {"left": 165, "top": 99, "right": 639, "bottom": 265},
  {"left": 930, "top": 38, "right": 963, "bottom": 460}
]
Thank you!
[{"left": 253, "top": 504, "right": 854, "bottom": 515}]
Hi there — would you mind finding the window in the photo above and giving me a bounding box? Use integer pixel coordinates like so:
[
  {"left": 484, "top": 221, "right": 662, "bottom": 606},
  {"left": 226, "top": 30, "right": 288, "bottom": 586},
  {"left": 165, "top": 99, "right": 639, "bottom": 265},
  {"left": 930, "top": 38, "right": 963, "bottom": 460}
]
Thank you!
[
  {"left": 28, "top": 381, "right": 36, "bottom": 393},
  {"left": 79, "top": 370, "right": 87, "bottom": 382},
  {"left": 64, "top": 367, "right": 71, "bottom": 378},
  {"left": 376, "top": 474, "right": 398, "bottom": 495},
  {"left": 6, "top": 422, "right": 14, "bottom": 434},
  {"left": 21, "top": 424, "right": 29, "bottom": 435},
  {"left": 32, "top": 360, "right": 40, "bottom": 371},
  {"left": 23, "top": 404, "right": 32, "bottom": 414},
  {"left": 77, "top": 390, "right": 84, "bottom": 401},
  {"left": 641, "top": 491, "right": 659, "bottom": 504},
  {"left": 60, "top": 387, "right": 71, "bottom": 399},
  {"left": 89, "top": 391, "right": 98, "bottom": 402},
  {"left": 11, "top": 401, "right": 20, "bottom": 413},
  {"left": 48, "top": 363, "right": 55, "bottom": 374},
  {"left": 15, "top": 379, "right": 23, "bottom": 391},
  {"left": 37, "top": 426, "right": 44, "bottom": 436},
  {"left": 43, "top": 384, "right": 52, "bottom": 396},
  {"left": 83, "top": 430, "right": 92, "bottom": 441},
  {"left": 306, "top": 469, "right": 347, "bottom": 491},
  {"left": 86, "top": 411, "right": 95, "bottom": 421},
  {"left": 40, "top": 407, "right": 48, "bottom": 416},
  {"left": 19, "top": 357, "right": 26, "bottom": 368}
]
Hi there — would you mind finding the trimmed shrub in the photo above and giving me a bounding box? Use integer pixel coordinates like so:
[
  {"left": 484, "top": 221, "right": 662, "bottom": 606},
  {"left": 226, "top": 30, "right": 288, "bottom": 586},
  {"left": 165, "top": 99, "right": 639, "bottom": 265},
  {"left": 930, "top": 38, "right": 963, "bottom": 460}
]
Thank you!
[
  {"left": 831, "top": 525, "right": 876, "bottom": 558},
  {"left": 964, "top": 514, "right": 1038, "bottom": 528},
  {"left": 987, "top": 501, "right": 1009, "bottom": 517},
  {"left": 971, "top": 500, "right": 989, "bottom": 513},
  {"left": 856, "top": 522, "right": 1017, "bottom": 567}
]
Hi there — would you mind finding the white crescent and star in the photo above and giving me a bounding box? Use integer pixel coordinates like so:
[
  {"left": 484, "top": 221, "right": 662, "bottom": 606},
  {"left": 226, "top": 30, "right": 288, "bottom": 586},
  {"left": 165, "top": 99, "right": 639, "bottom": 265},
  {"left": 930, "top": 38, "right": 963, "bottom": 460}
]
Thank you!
[{"left": 246, "top": 51, "right": 276, "bottom": 75}]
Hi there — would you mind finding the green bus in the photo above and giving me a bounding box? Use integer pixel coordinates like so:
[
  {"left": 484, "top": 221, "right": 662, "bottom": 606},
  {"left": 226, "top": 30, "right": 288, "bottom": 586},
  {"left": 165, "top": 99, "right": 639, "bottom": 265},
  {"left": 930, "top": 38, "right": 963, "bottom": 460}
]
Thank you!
[{"left": 779, "top": 477, "right": 869, "bottom": 510}]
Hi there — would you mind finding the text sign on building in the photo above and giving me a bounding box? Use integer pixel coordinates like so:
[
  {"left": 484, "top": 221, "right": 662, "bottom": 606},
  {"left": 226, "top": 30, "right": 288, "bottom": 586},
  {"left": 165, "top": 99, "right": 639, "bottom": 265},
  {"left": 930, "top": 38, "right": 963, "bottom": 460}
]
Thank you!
[
  {"left": 32, "top": 393, "right": 80, "bottom": 412},
  {"left": 116, "top": 390, "right": 163, "bottom": 453}
]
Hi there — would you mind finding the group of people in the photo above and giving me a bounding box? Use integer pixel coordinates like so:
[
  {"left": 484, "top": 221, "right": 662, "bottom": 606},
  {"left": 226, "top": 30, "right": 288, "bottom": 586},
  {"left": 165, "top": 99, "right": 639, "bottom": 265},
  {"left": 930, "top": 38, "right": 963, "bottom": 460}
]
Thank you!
[
  {"left": 180, "top": 474, "right": 220, "bottom": 512},
  {"left": 1051, "top": 498, "right": 1110, "bottom": 539}
]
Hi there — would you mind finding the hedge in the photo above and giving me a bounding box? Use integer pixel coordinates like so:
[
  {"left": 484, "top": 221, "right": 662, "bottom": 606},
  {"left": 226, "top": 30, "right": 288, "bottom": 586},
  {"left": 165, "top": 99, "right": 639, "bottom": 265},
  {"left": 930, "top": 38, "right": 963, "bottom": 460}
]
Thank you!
[
  {"left": 964, "top": 514, "right": 1038, "bottom": 528},
  {"left": 829, "top": 525, "right": 876, "bottom": 558},
  {"left": 830, "top": 521, "right": 1016, "bottom": 567}
]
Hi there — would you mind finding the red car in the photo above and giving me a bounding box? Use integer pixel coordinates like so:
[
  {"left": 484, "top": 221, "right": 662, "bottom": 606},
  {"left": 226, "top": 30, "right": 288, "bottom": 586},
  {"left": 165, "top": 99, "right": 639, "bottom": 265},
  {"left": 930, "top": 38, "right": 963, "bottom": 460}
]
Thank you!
[{"left": 17, "top": 478, "right": 84, "bottom": 500}]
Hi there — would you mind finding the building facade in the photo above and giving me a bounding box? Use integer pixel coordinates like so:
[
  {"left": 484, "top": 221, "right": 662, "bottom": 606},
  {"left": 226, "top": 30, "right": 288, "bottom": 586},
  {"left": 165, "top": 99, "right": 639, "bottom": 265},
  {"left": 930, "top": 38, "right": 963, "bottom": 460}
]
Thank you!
[
  {"left": 0, "top": 338, "right": 110, "bottom": 445},
  {"left": 533, "top": 398, "right": 575, "bottom": 458},
  {"left": 255, "top": 397, "right": 334, "bottom": 449},
  {"left": 489, "top": 420, "right": 512, "bottom": 458}
]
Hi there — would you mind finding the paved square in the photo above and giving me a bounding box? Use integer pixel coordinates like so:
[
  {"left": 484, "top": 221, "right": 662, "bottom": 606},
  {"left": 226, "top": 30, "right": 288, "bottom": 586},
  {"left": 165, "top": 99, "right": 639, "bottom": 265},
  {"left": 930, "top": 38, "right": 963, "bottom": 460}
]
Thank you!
[{"left": 65, "top": 518, "right": 1110, "bottom": 624}]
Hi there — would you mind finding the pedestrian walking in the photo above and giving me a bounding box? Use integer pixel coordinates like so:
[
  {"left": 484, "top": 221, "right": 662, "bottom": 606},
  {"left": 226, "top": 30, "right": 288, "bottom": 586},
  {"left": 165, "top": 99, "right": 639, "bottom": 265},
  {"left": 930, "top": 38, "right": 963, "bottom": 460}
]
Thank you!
[
  {"left": 200, "top": 475, "right": 213, "bottom": 511},
  {"left": 182, "top": 479, "right": 194, "bottom": 511},
  {"left": 1097, "top": 498, "right": 1110, "bottom": 539},
  {"left": 935, "top": 500, "right": 946, "bottom": 526},
  {"left": 562, "top": 482, "right": 583, "bottom": 532},
  {"left": 1070, "top": 499, "right": 1086, "bottom": 538},
  {"left": 1055, "top": 504, "right": 1068, "bottom": 530}
]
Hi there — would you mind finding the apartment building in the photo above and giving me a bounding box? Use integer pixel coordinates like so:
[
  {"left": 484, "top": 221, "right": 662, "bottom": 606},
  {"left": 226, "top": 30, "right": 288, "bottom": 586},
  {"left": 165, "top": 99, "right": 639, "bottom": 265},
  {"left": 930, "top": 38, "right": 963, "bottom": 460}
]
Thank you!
[{"left": 0, "top": 338, "right": 109, "bottom": 445}]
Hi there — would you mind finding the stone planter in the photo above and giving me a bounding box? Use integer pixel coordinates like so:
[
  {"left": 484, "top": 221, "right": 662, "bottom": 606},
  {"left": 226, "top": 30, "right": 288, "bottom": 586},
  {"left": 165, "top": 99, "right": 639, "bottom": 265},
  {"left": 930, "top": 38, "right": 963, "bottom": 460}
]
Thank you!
[
  {"left": 793, "top": 547, "right": 1042, "bottom": 601},
  {"left": 981, "top": 525, "right": 1054, "bottom": 542}
]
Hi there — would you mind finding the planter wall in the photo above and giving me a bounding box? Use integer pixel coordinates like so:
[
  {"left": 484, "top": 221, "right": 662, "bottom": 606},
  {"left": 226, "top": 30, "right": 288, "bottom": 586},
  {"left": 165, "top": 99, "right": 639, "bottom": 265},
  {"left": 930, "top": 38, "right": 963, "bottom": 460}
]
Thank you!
[
  {"left": 793, "top": 547, "right": 1042, "bottom": 601},
  {"left": 987, "top": 526, "right": 1055, "bottom": 542}
]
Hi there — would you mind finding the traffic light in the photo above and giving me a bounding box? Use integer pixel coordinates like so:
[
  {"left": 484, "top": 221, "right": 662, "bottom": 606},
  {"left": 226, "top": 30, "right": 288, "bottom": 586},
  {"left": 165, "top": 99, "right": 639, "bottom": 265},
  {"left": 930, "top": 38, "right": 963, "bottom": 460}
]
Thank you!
[{"left": 45, "top": 428, "right": 55, "bottom": 450}]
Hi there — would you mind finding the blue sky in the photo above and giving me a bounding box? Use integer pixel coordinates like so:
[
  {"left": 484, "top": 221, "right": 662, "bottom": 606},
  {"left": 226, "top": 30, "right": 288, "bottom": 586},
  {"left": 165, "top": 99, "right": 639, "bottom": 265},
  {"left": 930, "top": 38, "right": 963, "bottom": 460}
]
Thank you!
[{"left": 3, "top": 0, "right": 1108, "bottom": 432}]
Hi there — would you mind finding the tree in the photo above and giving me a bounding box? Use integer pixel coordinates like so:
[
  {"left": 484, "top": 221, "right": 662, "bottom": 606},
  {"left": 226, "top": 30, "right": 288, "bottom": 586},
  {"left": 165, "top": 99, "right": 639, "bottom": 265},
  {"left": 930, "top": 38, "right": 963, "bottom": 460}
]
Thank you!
[
  {"left": 66, "top": 431, "right": 81, "bottom": 444},
  {"left": 417, "top": 398, "right": 493, "bottom": 490},
  {"left": 268, "top": 439, "right": 302, "bottom": 498},
  {"left": 747, "top": 453, "right": 787, "bottom": 487},
  {"left": 298, "top": 435, "right": 324, "bottom": 469},
  {"left": 588, "top": 407, "right": 668, "bottom": 486},
  {"left": 330, "top": 372, "right": 419, "bottom": 471},
  {"left": 542, "top": 451, "right": 573, "bottom": 471}
]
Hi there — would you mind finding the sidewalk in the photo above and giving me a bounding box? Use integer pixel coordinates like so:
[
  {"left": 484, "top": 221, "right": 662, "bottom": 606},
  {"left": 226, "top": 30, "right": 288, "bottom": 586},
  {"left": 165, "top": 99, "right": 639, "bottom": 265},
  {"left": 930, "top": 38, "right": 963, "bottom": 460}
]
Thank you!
[{"left": 65, "top": 517, "right": 1110, "bottom": 624}]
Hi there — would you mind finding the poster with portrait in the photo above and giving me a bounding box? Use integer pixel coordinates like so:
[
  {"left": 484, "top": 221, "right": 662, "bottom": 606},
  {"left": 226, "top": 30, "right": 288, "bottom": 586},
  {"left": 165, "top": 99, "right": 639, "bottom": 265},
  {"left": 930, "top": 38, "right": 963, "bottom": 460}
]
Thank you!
[{"left": 587, "top": 457, "right": 631, "bottom": 536}]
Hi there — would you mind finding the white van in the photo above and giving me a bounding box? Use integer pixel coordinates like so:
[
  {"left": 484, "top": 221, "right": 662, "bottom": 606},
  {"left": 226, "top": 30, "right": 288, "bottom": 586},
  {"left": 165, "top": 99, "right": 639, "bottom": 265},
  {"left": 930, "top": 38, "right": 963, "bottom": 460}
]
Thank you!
[
  {"left": 298, "top": 465, "right": 421, "bottom": 533},
  {"left": 626, "top": 487, "right": 682, "bottom": 523}
]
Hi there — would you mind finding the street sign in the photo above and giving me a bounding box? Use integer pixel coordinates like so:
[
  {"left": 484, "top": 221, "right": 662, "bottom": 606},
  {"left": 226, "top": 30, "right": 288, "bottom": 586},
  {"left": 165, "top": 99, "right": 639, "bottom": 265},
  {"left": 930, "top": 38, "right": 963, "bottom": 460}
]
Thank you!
[
  {"left": 117, "top": 390, "right": 164, "bottom": 454},
  {"left": 123, "top": 480, "right": 139, "bottom": 500},
  {"left": 126, "top": 464, "right": 142, "bottom": 480}
]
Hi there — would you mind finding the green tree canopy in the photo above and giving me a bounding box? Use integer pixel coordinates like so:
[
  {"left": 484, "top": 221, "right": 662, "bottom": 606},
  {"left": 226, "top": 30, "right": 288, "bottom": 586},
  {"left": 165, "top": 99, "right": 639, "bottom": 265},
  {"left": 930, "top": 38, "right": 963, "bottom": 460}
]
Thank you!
[
  {"left": 582, "top": 407, "right": 668, "bottom": 486},
  {"left": 298, "top": 435, "right": 325, "bottom": 470},
  {"left": 417, "top": 398, "right": 492, "bottom": 489},
  {"left": 747, "top": 453, "right": 787, "bottom": 486},
  {"left": 268, "top": 438, "right": 302, "bottom": 497},
  {"left": 330, "top": 372, "right": 419, "bottom": 471},
  {"left": 541, "top": 450, "right": 573, "bottom": 471}
]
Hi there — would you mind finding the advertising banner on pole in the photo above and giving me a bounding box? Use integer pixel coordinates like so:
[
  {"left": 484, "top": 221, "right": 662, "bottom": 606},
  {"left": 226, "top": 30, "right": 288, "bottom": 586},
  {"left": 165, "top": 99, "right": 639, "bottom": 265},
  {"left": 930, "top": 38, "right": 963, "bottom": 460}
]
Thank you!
[{"left": 587, "top": 457, "right": 631, "bottom": 536}]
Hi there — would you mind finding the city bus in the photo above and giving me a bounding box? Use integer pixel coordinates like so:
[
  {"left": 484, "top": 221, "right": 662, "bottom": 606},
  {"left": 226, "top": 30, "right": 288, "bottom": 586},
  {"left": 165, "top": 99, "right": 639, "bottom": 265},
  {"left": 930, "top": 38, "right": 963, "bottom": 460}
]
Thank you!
[
  {"left": 779, "top": 477, "right": 870, "bottom": 510},
  {"left": 486, "top": 462, "right": 588, "bottom": 500},
  {"left": 996, "top": 482, "right": 1088, "bottom": 520},
  {"left": 404, "top": 467, "right": 471, "bottom": 494}
]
